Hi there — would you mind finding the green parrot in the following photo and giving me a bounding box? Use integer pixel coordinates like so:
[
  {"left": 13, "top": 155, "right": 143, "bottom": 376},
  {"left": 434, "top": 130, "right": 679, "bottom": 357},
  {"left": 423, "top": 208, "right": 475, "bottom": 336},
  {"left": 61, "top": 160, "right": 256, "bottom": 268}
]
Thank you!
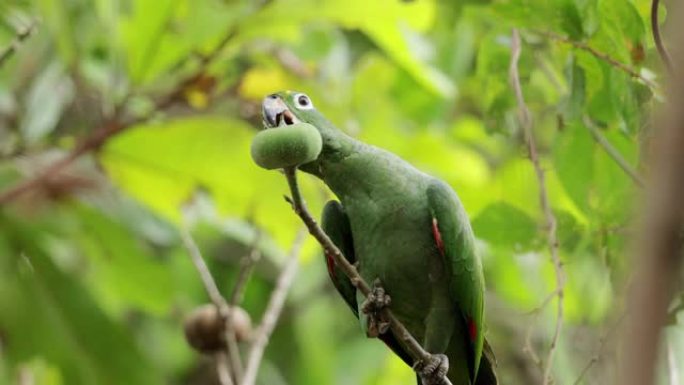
[{"left": 256, "top": 91, "right": 497, "bottom": 385}]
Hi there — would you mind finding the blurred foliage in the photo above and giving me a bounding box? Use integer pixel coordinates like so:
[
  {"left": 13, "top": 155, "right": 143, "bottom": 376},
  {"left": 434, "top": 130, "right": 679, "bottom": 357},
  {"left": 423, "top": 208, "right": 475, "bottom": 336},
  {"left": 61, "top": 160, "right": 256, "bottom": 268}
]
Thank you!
[{"left": 0, "top": 0, "right": 682, "bottom": 385}]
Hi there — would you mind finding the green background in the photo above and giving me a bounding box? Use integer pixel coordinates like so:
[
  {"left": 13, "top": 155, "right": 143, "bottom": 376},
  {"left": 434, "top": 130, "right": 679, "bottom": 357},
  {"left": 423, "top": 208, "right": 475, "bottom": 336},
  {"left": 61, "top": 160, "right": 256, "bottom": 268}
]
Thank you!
[{"left": 0, "top": 1, "right": 681, "bottom": 384}]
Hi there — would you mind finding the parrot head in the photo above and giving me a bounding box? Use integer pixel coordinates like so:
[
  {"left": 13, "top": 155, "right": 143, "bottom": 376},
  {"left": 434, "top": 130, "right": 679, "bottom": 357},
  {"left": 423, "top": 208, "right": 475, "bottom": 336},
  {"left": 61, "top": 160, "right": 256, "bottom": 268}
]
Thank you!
[
  {"left": 262, "top": 90, "right": 331, "bottom": 129},
  {"left": 260, "top": 91, "right": 354, "bottom": 174}
]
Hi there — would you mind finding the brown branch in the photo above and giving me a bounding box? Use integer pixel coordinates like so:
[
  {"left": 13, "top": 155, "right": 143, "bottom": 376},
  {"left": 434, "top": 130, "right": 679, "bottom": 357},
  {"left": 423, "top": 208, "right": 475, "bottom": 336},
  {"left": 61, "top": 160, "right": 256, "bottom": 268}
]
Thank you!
[
  {"left": 572, "top": 312, "right": 625, "bottom": 385},
  {"left": 224, "top": 230, "right": 263, "bottom": 383},
  {"left": 281, "top": 167, "right": 454, "bottom": 385},
  {"left": 618, "top": 4, "right": 684, "bottom": 385},
  {"left": 0, "top": 18, "right": 39, "bottom": 68},
  {"left": 215, "top": 352, "right": 236, "bottom": 385},
  {"left": 540, "top": 31, "right": 659, "bottom": 90},
  {"left": 651, "top": 0, "right": 673, "bottom": 73},
  {"left": 510, "top": 29, "right": 565, "bottom": 385},
  {"left": 582, "top": 116, "right": 645, "bottom": 187},
  {"left": 180, "top": 219, "right": 239, "bottom": 385},
  {"left": 229, "top": 231, "right": 262, "bottom": 307},
  {"left": 242, "top": 230, "right": 305, "bottom": 385}
]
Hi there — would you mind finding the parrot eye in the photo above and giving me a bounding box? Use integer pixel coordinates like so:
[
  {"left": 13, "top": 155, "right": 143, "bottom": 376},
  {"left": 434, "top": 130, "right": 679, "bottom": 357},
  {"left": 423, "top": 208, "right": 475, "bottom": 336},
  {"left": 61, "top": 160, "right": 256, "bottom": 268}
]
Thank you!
[{"left": 294, "top": 93, "right": 313, "bottom": 110}]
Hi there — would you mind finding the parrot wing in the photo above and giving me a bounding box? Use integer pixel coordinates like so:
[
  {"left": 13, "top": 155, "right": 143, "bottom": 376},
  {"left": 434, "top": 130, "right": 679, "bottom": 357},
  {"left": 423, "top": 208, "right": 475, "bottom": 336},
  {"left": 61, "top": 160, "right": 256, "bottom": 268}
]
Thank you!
[
  {"left": 321, "top": 200, "right": 414, "bottom": 366},
  {"left": 427, "top": 179, "right": 486, "bottom": 381}
]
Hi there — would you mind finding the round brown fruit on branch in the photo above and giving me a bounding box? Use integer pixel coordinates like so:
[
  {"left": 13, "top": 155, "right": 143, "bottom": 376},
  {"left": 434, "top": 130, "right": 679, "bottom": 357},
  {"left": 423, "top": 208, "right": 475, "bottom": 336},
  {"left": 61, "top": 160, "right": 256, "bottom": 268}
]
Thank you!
[{"left": 183, "top": 304, "right": 252, "bottom": 353}]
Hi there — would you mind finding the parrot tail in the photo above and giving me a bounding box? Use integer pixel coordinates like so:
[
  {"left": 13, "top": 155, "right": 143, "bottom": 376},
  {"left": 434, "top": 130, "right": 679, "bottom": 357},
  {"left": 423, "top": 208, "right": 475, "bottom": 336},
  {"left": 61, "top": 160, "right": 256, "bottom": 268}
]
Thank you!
[{"left": 474, "top": 338, "right": 498, "bottom": 385}]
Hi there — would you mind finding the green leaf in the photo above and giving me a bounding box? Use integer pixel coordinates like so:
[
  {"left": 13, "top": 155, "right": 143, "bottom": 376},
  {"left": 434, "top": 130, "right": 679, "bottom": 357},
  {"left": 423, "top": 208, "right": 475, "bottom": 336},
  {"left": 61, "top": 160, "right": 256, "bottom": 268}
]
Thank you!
[
  {"left": 74, "top": 205, "right": 176, "bottom": 316},
  {"left": 241, "top": 0, "right": 454, "bottom": 97},
  {"left": 0, "top": 218, "right": 163, "bottom": 385},
  {"left": 120, "top": 0, "right": 240, "bottom": 84},
  {"left": 100, "top": 116, "right": 321, "bottom": 252},
  {"left": 472, "top": 202, "right": 540, "bottom": 250},
  {"left": 553, "top": 121, "right": 594, "bottom": 213}
]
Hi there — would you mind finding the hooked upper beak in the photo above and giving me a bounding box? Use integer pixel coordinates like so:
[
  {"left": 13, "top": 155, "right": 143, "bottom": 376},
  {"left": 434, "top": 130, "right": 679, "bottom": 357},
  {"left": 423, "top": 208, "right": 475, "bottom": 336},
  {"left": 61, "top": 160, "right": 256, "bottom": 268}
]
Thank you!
[{"left": 262, "top": 94, "right": 297, "bottom": 128}]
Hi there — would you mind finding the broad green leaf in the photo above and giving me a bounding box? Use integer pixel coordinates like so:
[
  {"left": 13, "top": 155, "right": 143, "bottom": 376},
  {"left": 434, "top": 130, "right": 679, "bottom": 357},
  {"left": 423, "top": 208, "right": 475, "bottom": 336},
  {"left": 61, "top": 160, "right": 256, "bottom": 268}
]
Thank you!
[
  {"left": 553, "top": 121, "right": 594, "bottom": 213},
  {"left": 100, "top": 116, "right": 322, "bottom": 254},
  {"left": 74, "top": 205, "right": 176, "bottom": 316},
  {"left": 0, "top": 219, "right": 163, "bottom": 385},
  {"left": 240, "top": 0, "right": 454, "bottom": 97},
  {"left": 472, "top": 202, "right": 540, "bottom": 250},
  {"left": 20, "top": 63, "right": 74, "bottom": 144},
  {"left": 120, "top": 0, "right": 239, "bottom": 84},
  {"left": 562, "top": 57, "right": 586, "bottom": 121}
]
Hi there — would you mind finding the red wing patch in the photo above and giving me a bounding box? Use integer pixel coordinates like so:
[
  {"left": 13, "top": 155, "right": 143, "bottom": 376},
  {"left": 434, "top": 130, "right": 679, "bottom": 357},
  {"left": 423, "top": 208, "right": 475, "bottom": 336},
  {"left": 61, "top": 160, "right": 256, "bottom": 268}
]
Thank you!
[
  {"left": 432, "top": 217, "right": 445, "bottom": 256},
  {"left": 467, "top": 317, "right": 477, "bottom": 342},
  {"left": 325, "top": 252, "right": 336, "bottom": 280}
]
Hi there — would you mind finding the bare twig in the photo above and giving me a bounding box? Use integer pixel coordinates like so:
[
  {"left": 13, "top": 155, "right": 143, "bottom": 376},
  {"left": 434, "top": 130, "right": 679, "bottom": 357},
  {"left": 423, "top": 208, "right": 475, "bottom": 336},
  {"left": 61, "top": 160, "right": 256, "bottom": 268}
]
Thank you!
[
  {"left": 651, "top": 0, "right": 673, "bottom": 73},
  {"left": 281, "top": 167, "right": 454, "bottom": 385},
  {"left": 180, "top": 219, "right": 239, "bottom": 385},
  {"left": 582, "top": 116, "right": 645, "bottom": 187},
  {"left": 0, "top": 18, "right": 38, "bottom": 68},
  {"left": 215, "top": 352, "right": 236, "bottom": 385},
  {"left": 540, "top": 31, "right": 658, "bottom": 90},
  {"left": 242, "top": 230, "right": 305, "bottom": 385},
  {"left": 510, "top": 29, "right": 565, "bottom": 385},
  {"left": 224, "top": 230, "right": 263, "bottom": 383},
  {"left": 572, "top": 312, "right": 626, "bottom": 385},
  {"left": 229, "top": 231, "right": 263, "bottom": 307}
]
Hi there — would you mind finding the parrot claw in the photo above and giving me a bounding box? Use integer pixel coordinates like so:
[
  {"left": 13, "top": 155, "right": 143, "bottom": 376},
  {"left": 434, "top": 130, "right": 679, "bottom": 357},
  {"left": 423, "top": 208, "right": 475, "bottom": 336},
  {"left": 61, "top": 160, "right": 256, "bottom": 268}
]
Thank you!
[
  {"left": 415, "top": 354, "right": 449, "bottom": 385},
  {"left": 362, "top": 278, "right": 392, "bottom": 337}
]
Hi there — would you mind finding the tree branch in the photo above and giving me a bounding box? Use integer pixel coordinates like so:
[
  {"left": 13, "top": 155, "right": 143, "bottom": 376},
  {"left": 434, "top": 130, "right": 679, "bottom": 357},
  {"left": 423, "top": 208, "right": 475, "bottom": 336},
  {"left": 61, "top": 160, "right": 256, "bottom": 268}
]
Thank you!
[
  {"left": 225, "top": 230, "right": 263, "bottom": 383},
  {"left": 540, "top": 31, "right": 658, "bottom": 90},
  {"left": 0, "top": 18, "right": 39, "bottom": 68},
  {"left": 242, "top": 230, "right": 305, "bottom": 385},
  {"left": 180, "top": 219, "right": 239, "bottom": 385},
  {"left": 651, "top": 0, "right": 673, "bottom": 73},
  {"left": 618, "top": 4, "right": 684, "bottom": 384},
  {"left": 510, "top": 29, "right": 565, "bottom": 385},
  {"left": 572, "top": 312, "right": 625, "bottom": 385},
  {"left": 281, "top": 167, "right": 454, "bottom": 385},
  {"left": 582, "top": 116, "right": 645, "bottom": 188}
]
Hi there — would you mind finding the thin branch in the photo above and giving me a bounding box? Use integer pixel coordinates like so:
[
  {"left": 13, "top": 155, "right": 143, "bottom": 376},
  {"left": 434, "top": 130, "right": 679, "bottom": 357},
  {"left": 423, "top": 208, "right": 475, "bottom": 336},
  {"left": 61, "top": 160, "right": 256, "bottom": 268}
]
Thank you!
[
  {"left": 180, "top": 221, "right": 226, "bottom": 306},
  {"left": 540, "top": 31, "right": 658, "bottom": 90},
  {"left": 510, "top": 29, "right": 565, "bottom": 385},
  {"left": 215, "top": 352, "right": 236, "bottom": 385},
  {"left": 224, "top": 230, "right": 262, "bottom": 383},
  {"left": 582, "top": 116, "right": 645, "bottom": 187},
  {"left": 572, "top": 312, "right": 626, "bottom": 385},
  {"left": 651, "top": 0, "right": 673, "bottom": 73},
  {"left": 0, "top": 18, "right": 38, "bottom": 68},
  {"left": 229, "top": 231, "right": 262, "bottom": 307},
  {"left": 281, "top": 167, "right": 454, "bottom": 385},
  {"left": 242, "top": 230, "right": 305, "bottom": 385},
  {"left": 180, "top": 220, "right": 239, "bottom": 385}
]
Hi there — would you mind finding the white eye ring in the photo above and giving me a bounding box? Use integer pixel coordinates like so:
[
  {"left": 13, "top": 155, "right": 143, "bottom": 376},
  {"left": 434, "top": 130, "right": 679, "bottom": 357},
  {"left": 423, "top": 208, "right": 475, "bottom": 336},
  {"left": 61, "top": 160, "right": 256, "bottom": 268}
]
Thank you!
[{"left": 294, "top": 93, "right": 314, "bottom": 110}]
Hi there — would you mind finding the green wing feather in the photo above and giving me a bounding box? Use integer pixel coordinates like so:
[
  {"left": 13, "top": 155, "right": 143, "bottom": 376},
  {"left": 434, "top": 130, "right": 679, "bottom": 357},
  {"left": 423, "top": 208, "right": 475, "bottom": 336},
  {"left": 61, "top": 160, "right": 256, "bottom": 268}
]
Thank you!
[
  {"left": 426, "top": 180, "right": 485, "bottom": 380},
  {"left": 321, "top": 200, "right": 414, "bottom": 367}
]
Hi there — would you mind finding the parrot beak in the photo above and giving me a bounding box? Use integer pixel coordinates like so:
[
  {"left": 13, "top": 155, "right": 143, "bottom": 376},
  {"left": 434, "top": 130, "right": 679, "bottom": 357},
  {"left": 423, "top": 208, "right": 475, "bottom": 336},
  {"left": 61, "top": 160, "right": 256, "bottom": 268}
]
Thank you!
[{"left": 262, "top": 94, "right": 297, "bottom": 128}]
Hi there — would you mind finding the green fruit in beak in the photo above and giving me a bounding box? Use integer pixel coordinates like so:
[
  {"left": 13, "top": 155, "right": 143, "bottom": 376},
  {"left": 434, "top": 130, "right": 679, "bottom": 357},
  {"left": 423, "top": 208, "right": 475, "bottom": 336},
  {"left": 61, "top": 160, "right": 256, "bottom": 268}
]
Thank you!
[{"left": 250, "top": 122, "right": 323, "bottom": 170}]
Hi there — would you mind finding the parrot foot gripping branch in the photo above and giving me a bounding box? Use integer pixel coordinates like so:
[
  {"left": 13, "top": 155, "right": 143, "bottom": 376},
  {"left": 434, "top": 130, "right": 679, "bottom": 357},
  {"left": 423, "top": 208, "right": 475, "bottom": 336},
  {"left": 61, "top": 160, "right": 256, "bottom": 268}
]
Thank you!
[
  {"left": 251, "top": 91, "right": 498, "bottom": 385},
  {"left": 361, "top": 278, "right": 392, "bottom": 338}
]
